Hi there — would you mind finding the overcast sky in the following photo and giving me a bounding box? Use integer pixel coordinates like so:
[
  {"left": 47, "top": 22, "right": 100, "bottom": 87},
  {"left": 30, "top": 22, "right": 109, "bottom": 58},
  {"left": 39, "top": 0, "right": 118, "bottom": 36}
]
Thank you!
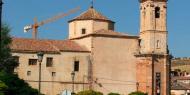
[{"left": 2, "top": 0, "right": 190, "bottom": 57}]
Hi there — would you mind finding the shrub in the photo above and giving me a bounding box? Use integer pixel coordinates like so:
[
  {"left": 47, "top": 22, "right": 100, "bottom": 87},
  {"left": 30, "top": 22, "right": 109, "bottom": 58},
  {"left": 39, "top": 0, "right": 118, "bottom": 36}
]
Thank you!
[
  {"left": 128, "top": 91, "right": 148, "bottom": 95},
  {"left": 77, "top": 90, "right": 103, "bottom": 95},
  {"left": 108, "top": 92, "right": 120, "bottom": 95}
]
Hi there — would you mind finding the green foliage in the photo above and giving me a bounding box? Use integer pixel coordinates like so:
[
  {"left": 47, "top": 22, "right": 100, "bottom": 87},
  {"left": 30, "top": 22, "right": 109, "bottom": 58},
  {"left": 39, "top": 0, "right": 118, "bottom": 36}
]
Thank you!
[
  {"left": 0, "top": 71, "right": 38, "bottom": 95},
  {"left": 0, "top": 24, "right": 39, "bottom": 95},
  {"left": 0, "top": 24, "right": 18, "bottom": 73},
  {"left": 108, "top": 92, "right": 120, "bottom": 95},
  {"left": 0, "top": 81, "right": 8, "bottom": 91},
  {"left": 0, "top": 80, "right": 8, "bottom": 95},
  {"left": 128, "top": 91, "right": 148, "bottom": 95},
  {"left": 77, "top": 90, "right": 103, "bottom": 95}
]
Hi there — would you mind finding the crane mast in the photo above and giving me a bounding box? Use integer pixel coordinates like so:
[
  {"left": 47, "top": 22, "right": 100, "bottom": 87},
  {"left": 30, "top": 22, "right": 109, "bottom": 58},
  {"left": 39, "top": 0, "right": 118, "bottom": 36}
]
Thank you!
[{"left": 24, "top": 7, "right": 80, "bottom": 39}]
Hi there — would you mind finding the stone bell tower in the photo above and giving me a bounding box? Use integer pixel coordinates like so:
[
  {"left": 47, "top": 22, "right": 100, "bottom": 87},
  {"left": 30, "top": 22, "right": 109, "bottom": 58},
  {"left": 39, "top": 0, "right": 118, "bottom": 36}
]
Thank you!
[
  {"left": 136, "top": 0, "right": 170, "bottom": 95},
  {"left": 139, "top": 0, "right": 168, "bottom": 54}
]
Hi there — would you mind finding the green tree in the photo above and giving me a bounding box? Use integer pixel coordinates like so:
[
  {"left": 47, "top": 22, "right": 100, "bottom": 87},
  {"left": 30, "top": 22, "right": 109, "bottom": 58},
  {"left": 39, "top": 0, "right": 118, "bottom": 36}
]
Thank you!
[
  {"left": 0, "top": 71, "right": 38, "bottom": 95},
  {"left": 0, "top": 24, "right": 18, "bottom": 73},
  {"left": 77, "top": 90, "right": 103, "bottom": 95},
  {"left": 0, "top": 24, "right": 39, "bottom": 95},
  {"left": 0, "top": 80, "right": 8, "bottom": 95},
  {"left": 108, "top": 92, "right": 120, "bottom": 95},
  {"left": 128, "top": 91, "right": 148, "bottom": 95}
]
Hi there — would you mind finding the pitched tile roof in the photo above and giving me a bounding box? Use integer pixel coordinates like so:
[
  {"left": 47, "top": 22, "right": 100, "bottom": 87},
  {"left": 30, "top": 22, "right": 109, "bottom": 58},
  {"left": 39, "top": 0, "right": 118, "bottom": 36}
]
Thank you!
[
  {"left": 70, "top": 29, "right": 139, "bottom": 40},
  {"left": 69, "top": 7, "right": 114, "bottom": 23},
  {"left": 93, "top": 29, "right": 130, "bottom": 36},
  {"left": 171, "top": 76, "right": 190, "bottom": 90},
  {"left": 171, "top": 82, "right": 190, "bottom": 90},
  {"left": 10, "top": 37, "right": 89, "bottom": 53}
]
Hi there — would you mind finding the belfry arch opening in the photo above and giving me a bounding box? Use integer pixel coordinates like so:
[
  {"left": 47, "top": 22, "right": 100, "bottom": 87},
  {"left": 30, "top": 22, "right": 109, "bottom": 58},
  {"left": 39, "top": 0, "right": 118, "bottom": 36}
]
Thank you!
[{"left": 155, "top": 7, "right": 160, "bottom": 18}]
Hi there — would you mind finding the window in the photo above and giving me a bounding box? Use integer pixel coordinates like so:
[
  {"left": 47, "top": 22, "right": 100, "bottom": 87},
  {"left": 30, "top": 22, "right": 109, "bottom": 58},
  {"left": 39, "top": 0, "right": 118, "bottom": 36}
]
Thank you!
[
  {"left": 28, "top": 59, "right": 37, "bottom": 65},
  {"left": 27, "top": 71, "right": 31, "bottom": 76},
  {"left": 74, "top": 61, "right": 79, "bottom": 72},
  {"left": 155, "top": 7, "right": 160, "bottom": 18},
  {"left": 13, "top": 56, "right": 19, "bottom": 63},
  {"left": 81, "top": 28, "right": 86, "bottom": 34},
  {"left": 156, "top": 40, "right": 160, "bottom": 49},
  {"left": 52, "top": 72, "right": 56, "bottom": 77},
  {"left": 156, "top": 72, "right": 161, "bottom": 95},
  {"left": 138, "top": 39, "right": 141, "bottom": 48},
  {"left": 46, "top": 57, "right": 53, "bottom": 67}
]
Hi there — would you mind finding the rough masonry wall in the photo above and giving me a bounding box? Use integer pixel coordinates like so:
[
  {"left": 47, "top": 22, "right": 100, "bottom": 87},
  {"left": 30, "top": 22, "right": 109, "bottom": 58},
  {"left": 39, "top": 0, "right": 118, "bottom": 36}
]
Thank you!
[
  {"left": 12, "top": 52, "right": 90, "bottom": 95},
  {"left": 136, "top": 56, "right": 169, "bottom": 95}
]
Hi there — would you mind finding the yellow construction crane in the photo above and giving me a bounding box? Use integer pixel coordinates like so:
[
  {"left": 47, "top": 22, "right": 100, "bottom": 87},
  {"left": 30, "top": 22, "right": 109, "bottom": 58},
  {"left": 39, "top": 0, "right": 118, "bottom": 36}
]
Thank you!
[{"left": 24, "top": 7, "right": 80, "bottom": 39}]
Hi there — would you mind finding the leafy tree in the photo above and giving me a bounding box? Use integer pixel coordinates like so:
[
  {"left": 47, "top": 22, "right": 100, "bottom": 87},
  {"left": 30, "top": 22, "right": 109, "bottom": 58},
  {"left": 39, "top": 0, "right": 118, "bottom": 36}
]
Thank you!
[
  {"left": 128, "top": 91, "right": 148, "bottom": 95},
  {"left": 0, "top": 24, "right": 39, "bottom": 95},
  {"left": 108, "top": 92, "right": 120, "bottom": 95},
  {"left": 0, "top": 80, "right": 8, "bottom": 95},
  {"left": 0, "top": 71, "right": 38, "bottom": 95},
  {"left": 0, "top": 24, "right": 18, "bottom": 73},
  {"left": 77, "top": 90, "right": 103, "bottom": 95}
]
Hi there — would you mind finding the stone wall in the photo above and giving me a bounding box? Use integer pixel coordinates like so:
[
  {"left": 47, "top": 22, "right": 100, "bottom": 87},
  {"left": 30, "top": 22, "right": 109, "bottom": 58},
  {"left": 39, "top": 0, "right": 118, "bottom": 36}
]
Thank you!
[{"left": 12, "top": 52, "right": 90, "bottom": 95}]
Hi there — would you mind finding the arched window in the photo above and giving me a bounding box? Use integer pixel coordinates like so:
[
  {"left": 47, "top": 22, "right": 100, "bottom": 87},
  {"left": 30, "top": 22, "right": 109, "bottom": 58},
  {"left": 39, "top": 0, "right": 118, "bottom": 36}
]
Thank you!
[
  {"left": 155, "top": 7, "right": 160, "bottom": 18},
  {"left": 156, "top": 40, "right": 160, "bottom": 49}
]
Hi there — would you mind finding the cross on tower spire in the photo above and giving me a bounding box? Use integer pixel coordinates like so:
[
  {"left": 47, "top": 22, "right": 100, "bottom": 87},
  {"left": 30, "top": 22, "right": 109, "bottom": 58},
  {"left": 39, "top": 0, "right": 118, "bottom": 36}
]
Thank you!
[{"left": 90, "top": 0, "right": 94, "bottom": 8}]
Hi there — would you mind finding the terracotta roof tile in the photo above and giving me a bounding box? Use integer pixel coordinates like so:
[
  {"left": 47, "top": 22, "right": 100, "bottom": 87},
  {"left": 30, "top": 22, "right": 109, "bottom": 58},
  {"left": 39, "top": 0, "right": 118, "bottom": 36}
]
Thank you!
[
  {"left": 10, "top": 37, "right": 89, "bottom": 53},
  {"left": 69, "top": 7, "right": 113, "bottom": 22},
  {"left": 93, "top": 29, "right": 129, "bottom": 36},
  {"left": 171, "top": 82, "right": 190, "bottom": 90},
  {"left": 70, "top": 29, "right": 139, "bottom": 40}
]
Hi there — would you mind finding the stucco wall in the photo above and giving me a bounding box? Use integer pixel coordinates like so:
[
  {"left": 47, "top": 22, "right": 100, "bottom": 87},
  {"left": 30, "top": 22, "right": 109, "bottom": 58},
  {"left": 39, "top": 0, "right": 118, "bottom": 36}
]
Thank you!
[
  {"left": 69, "top": 20, "right": 114, "bottom": 39},
  {"left": 69, "top": 20, "right": 93, "bottom": 39},
  {"left": 91, "top": 36, "right": 139, "bottom": 95},
  {"left": 73, "top": 37, "right": 92, "bottom": 51}
]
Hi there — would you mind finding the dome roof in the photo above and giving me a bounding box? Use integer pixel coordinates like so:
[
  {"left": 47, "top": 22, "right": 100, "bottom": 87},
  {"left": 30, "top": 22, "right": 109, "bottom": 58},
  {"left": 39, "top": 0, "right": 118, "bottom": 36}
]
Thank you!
[{"left": 69, "top": 7, "right": 114, "bottom": 23}]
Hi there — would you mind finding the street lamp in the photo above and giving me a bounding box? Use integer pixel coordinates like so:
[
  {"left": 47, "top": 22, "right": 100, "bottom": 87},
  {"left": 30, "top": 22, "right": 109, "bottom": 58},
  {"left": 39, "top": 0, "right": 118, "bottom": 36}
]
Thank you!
[
  {"left": 37, "top": 52, "right": 44, "bottom": 95},
  {"left": 71, "top": 71, "right": 75, "bottom": 95}
]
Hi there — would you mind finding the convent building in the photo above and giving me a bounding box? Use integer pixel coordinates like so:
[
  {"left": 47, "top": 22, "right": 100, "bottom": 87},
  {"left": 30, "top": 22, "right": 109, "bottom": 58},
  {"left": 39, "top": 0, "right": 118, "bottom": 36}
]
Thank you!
[{"left": 10, "top": 0, "right": 170, "bottom": 95}]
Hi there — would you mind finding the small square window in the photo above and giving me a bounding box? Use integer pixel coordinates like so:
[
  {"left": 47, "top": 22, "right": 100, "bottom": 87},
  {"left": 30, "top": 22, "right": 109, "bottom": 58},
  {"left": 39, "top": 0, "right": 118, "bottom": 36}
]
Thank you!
[
  {"left": 82, "top": 28, "right": 86, "bottom": 34},
  {"left": 28, "top": 59, "right": 37, "bottom": 65},
  {"left": 46, "top": 57, "right": 53, "bottom": 67},
  {"left": 27, "top": 71, "right": 31, "bottom": 76},
  {"left": 52, "top": 72, "right": 56, "bottom": 77},
  {"left": 74, "top": 61, "right": 79, "bottom": 72}
]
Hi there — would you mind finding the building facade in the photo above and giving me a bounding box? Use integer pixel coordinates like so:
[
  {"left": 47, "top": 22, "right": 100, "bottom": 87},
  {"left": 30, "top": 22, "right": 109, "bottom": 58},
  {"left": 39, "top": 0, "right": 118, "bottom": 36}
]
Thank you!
[{"left": 10, "top": 0, "right": 170, "bottom": 95}]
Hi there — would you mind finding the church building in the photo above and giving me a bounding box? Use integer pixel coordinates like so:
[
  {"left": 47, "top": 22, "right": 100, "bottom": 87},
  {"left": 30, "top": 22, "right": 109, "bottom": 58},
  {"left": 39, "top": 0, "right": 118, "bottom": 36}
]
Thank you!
[{"left": 10, "top": 0, "right": 170, "bottom": 95}]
